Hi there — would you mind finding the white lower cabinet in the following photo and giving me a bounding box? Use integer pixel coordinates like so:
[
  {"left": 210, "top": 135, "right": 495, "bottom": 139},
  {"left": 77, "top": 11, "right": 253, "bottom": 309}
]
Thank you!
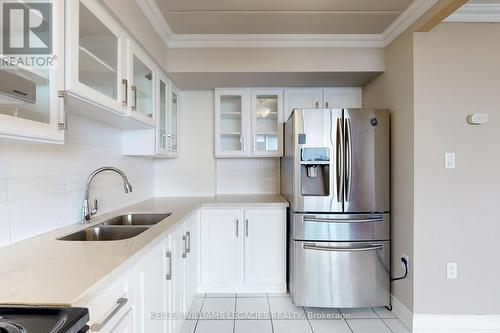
[
  {"left": 79, "top": 275, "right": 135, "bottom": 333},
  {"left": 200, "top": 208, "right": 286, "bottom": 293},
  {"left": 136, "top": 243, "right": 166, "bottom": 333}
]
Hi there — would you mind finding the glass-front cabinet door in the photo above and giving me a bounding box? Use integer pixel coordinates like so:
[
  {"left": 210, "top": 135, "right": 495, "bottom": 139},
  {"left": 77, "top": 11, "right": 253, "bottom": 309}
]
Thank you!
[
  {"left": 127, "top": 41, "right": 155, "bottom": 126},
  {"left": 157, "top": 74, "right": 168, "bottom": 155},
  {"left": 215, "top": 88, "right": 250, "bottom": 157},
  {"left": 251, "top": 89, "right": 283, "bottom": 157},
  {"left": 0, "top": 0, "right": 64, "bottom": 143},
  {"left": 167, "top": 84, "right": 180, "bottom": 155},
  {"left": 66, "top": 0, "right": 126, "bottom": 112}
]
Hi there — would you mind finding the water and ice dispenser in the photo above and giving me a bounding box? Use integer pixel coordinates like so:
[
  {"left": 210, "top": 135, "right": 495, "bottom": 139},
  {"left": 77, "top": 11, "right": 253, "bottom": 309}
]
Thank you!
[{"left": 300, "top": 148, "right": 330, "bottom": 196}]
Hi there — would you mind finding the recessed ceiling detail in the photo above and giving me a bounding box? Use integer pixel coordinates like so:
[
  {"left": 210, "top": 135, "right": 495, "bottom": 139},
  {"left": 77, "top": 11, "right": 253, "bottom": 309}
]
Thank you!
[{"left": 155, "top": 0, "right": 414, "bottom": 35}]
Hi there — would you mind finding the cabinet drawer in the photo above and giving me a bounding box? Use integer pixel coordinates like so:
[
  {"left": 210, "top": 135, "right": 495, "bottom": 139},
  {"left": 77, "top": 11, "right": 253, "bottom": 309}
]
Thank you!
[
  {"left": 292, "top": 240, "right": 390, "bottom": 308},
  {"left": 85, "top": 275, "right": 134, "bottom": 332}
]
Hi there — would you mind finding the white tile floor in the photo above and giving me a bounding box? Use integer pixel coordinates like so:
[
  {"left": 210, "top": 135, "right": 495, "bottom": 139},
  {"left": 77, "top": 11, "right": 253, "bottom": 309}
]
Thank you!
[{"left": 180, "top": 293, "right": 411, "bottom": 333}]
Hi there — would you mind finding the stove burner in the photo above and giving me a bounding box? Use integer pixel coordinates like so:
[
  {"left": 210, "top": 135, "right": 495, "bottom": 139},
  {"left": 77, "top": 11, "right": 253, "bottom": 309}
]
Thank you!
[{"left": 0, "top": 322, "right": 26, "bottom": 333}]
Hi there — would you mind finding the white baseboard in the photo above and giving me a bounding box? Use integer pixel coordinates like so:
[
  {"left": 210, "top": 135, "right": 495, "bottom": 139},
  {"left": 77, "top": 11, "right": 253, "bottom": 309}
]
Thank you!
[
  {"left": 413, "top": 314, "right": 500, "bottom": 333},
  {"left": 391, "top": 294, "right": 413, "bottom": 330}
]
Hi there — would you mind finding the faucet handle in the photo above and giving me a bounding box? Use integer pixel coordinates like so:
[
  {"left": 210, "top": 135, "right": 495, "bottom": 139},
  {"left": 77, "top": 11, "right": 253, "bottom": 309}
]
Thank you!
[{"left": 91, "top": 199, "right": 98, "bottom": 215}]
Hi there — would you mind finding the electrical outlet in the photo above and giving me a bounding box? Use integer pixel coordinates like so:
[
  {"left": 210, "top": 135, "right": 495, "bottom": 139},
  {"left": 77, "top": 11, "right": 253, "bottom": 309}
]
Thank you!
[
  {"left": 445, "top": 153, "right": 456, "bottom": 169},
  {"left": 447, "top": 262, "right": 458, "bottom": 279},
  {"left": 401, "top": 253, "right": 410, "bottom": 273}
]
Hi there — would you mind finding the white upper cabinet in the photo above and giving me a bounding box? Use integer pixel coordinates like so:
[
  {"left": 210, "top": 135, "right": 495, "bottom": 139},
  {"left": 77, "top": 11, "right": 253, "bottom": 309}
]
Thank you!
[
  {"left": 127, "top": 41, "right": 156, "bottom": 127},
  {"left": 0, "top": 0, "right": 65, "bottom": 144},
  {"left": 66, "top": 0, "right": 127, "bottom": 113},
  {"left": 283, "top": 87, "right": 363, "bottom": 121},
  {"left": 322, "top": 87, "right": 362, "bottom": 109},
  {"left": 215, "top": 88, "right": 250, "bottom": 157},
  {"left": 215, "top": 88, "right": 283, "bottom": 158},
  {"left": 284, "top": 88, "right": 323, "bottom": 121},
  {"left": 166, "top": 83, "right": 180, "bottom": 156},
  {"left": 251, "top": 89, "right": 283, "bottom": 157}
]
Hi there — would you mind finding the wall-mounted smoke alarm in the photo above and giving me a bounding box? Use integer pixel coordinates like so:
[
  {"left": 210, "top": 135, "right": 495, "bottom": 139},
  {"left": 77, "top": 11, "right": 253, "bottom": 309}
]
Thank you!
[{"left": 467, "top": 113, "right": 489, "bottom": 125}]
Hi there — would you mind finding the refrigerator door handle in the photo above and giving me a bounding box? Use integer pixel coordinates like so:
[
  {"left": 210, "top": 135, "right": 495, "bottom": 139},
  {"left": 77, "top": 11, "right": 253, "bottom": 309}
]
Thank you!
[
  {"left": 345, "top": 117, "right": 353, "bottom": 202},
  {"left": 336, "top": 118, "right": 344, "bottom": 203},
  {"left": 303, "top": 243, "right": 383, "bottom": 252},
  {"left": 303, "top": 216, "right": 383, "bottom": 223}
]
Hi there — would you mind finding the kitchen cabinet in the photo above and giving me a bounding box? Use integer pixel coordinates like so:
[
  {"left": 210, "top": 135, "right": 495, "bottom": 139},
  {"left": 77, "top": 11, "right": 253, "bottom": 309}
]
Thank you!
[
  {"left": 250, "top": 89, "right": 283, "bottom": 157},
  {"left": 284, "top": 88, "right": 323, "bottom": 120},
  {"left": 121, "top": 73, "right": 181, "bottom": 158},
  {"left": 184, "top": 212, "right": 199, "bottom": 304},
  {"left": 66, "top": 0, "right": 127, "bottom": 114},
  {"left": 166, "top": 83, "right": 180, "bottom": 156},
  {"left": 244, "top": 209, "right": 286, "bottom": 286},
  {"left": 137, "top": 243, "right": 166, "bottom": 333},
  {"left": 80, "top": 275, "right": 135, "bottom": 333},
  {"left": 200, "top": 208, "right": 286, "bottom": 293},
  {"left": 126, "top": 41, "right": 156, "bottom": 127},
  {"left": 215, "top": 88, "right": 283, "bottom": 158},
  {"left": 283, "top": 87, "right": 362, "bottom": 121},
  {"left": 215, "top": 88, "right": 250, "bottom": 157},
  {"left": 200, "top": 208, "right": 244, "bottom": 287},
  {"left": 0, "top": 0, "right": 65, "bottom": 144}
]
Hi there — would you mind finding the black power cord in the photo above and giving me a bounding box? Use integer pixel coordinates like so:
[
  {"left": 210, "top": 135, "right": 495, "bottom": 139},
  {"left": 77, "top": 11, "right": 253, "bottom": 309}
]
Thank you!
[
  {"left": 385, "top": 257, "right": 409, "bottom": 311},
  {"left": 391, "top": 257, "right": 409, "bottom": 282}
]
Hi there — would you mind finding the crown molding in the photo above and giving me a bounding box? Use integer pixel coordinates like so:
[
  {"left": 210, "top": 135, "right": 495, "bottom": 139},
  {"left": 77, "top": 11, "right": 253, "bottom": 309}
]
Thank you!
[
  {"left": 382, "top": 0, "right": 440, "bottom": 45},
  {"left": 137, "top": 0, "right": 440, "bottom": 49},
  {"left": 445, "top": 4, "right": 500, "bottom": 22},
  {"left": 167, "top": 34, "right": 385, "bottom": 48},
  {"left": 135, "top": 0, "right": 173, "bottom": 45}
]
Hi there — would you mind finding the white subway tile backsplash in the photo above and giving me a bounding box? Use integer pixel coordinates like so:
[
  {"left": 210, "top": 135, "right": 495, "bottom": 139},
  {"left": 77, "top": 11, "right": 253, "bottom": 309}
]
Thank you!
[
  {"left": 0, "top": 202, "right": 11, "bottom": 247},
  {"left": 0, "top": 114, "right": 155, "bottom": 246},
  {"left": 11, "top": 194, "right": 67, "bottom": 242}
]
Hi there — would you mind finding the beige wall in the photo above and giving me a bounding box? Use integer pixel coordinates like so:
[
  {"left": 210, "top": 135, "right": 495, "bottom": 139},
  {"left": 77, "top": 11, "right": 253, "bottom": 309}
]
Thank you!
[
  {"left": 100, "top": 0, "right": 168, "bottom": 70},
  {"left": 413, "top": 23, "right": 500, "bottom": 315},
  {"left": 362, "top": 31, "right": 415, "bottom": 312}
]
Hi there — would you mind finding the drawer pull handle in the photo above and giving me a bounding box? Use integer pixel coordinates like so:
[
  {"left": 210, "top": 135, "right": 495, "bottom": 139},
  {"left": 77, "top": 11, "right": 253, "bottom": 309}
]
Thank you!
[
  {"left": 303, "top": 243, "right": 383, "bottom": 252},
  {"left": 166, "top": 251, "right": 172, "bottom": 280},
  {"left": 303, "top": 216, "right": 383, "bottom": 223},
  {"left": 186, "top": 231, "right": 191, "bottom": 254},
  {"left": 182, "top": 235, "right": 187, "bottom": 258},
  {"left": 91, "top": 297, "right": 128, "bottom": 331}
]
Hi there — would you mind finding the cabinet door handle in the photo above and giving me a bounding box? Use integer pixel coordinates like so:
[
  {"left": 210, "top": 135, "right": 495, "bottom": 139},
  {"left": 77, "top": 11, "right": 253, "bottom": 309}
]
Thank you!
[
  {"left": 165, "top": 251, "right": 172, "bottom": 280},
  {"left": 90, "top": 297, "right": 128, "bottom": 331},
  {"left": 186, "top": 231, "right": 191, "bottom": 254},
  {"left": 57, "top": 90, "right": 67, "bottom": 130},
  {"left": 245, "top": 219, "right": 249, "bottom": 237},
  {"left": 325, "top": 101, "right": 329, "bottom": 108},
  {"left": 315, "top": 101, "right": 319, "bottom": 108},
  {"left": 131, "top": 86, "right": 137, "bottom": 111},
  {"left": 121, "top": 79, "right": 128, "bottom": 106},
  {"left": 236, "top": 219, "right": 239, "bottom": 237},
  {"left": 252, "top": 137, "right": 256, "bottom": 152},
  {"left": 242, "top": 137, "right": 246, "bottom": 153},
  {"left": 182, "top": 235, "right": 187, "bottom": 258}
]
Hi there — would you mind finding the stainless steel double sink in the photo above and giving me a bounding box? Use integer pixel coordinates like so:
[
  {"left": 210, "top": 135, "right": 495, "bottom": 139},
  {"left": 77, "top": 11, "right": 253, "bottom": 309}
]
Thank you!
[{"left": 58, "top": 213, "right": 171, "bottom": 241}]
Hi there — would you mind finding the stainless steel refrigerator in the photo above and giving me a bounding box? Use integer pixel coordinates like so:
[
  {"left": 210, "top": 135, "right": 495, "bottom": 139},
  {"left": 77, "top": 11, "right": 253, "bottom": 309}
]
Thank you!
[{"left": 281, "top": 108, "right": 390, "bottom": 308}]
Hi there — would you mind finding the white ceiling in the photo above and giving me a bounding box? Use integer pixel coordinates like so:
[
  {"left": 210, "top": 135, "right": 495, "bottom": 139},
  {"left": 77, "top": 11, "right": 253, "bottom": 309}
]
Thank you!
[{"left": 155, "top": 0, "right": 415, "bottom": 34}]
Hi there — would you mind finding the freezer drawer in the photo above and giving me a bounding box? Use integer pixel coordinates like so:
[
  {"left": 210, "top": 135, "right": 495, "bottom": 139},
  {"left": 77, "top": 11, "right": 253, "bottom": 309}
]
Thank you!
[
  {"left": 293, "top": 213, "right": 390, "bottom": 242},
  {"left": 291, "top": 240, "right": 390, "bottom": 308}
]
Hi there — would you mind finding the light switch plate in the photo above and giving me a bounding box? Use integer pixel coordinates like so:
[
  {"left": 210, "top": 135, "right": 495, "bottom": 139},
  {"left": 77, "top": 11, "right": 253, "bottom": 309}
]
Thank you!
[
  {"left": 445, "top": 153, "right": 456, "bottom": 169},
  {"left": 447, "top": 262, "right": 458, "bottom": 279}
]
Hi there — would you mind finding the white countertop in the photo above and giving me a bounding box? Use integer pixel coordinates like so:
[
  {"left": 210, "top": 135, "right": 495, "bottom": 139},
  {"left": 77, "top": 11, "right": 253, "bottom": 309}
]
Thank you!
[{"left": 0, "top": 195, "right": 288, "bottom": 306}]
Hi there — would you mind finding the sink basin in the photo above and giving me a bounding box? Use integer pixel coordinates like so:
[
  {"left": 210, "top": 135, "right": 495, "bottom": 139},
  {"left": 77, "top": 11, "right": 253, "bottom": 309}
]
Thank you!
[
  {"left": 100, "top": 213, "right": 171, "bottom": 226},
  {"left": 58, "top": 226, "right": 148, "bottom": 241}
]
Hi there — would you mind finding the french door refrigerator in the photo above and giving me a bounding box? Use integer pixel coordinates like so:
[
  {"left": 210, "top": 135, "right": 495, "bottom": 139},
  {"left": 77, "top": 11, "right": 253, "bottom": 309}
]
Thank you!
[{"left": 281, "top": 108, "right": 390, "bottom": 308}]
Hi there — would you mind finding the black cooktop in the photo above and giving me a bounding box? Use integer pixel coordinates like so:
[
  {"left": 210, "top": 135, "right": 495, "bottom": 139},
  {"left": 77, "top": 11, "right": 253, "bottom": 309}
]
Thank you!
[{"left": 0, "top": 307, "right": 89, "bottom": 333}]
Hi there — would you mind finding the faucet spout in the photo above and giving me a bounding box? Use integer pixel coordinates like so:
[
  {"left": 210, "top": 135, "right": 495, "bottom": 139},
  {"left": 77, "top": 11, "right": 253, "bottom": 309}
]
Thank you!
[{"left": 82, "top": 167, "right": 133, "bottom": 223}]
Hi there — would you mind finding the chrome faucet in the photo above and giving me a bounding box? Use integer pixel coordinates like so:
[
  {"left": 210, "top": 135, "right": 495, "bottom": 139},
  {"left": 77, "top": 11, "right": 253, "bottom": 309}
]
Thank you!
[{"left": 82, "top": 167, "right": 133, "bottom": 223}]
